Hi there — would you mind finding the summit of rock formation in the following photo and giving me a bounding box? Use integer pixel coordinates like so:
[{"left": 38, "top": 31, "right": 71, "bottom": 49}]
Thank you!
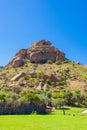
[{"left": 9, "top": 40, "right": 65, "bottom": 67}]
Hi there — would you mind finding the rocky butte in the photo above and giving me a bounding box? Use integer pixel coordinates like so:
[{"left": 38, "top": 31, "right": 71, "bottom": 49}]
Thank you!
[{"left": 9, "top": 40, "right": 65, "bottom": 67}]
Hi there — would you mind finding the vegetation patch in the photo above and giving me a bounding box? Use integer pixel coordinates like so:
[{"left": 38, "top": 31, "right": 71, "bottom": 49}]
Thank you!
[{"left": 0, "top": 107, "right": 87, "bottom": 130}]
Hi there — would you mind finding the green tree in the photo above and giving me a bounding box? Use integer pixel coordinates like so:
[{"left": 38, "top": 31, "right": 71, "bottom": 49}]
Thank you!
[
  {"left": 73, "top": 90, "right": 84, "bottom": 106},
  {"left": 0, "top": 91, "right": 7, "bottom": 102},
  {"left": 52, "top": 98, "right": 65, "bottom": 109},
  {"left": 64, "top": 90, "right": 73, "bottom": 105}
]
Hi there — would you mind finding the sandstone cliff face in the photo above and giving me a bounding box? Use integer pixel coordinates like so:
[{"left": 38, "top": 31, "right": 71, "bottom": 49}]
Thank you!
[{"left": 9, "top": 40, "right": 65, "bottom": 67}]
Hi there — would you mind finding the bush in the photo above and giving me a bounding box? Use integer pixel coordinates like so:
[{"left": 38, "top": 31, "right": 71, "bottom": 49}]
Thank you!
[
  {"left": 62, "top": 59, "right": 71, "bottom": 64},
  {"left": 24, "top": 75, "right": 30, "bottom": 80},
  {"left": 52, "top": 98, "right": 65, "bottom": 109},
  {"left": 0, "top": 91, "right": 7, "bottom": 102},
  {"left": 64, "top": 90, "right": 74, "bottom": 105},
  {"left": 55, "top": 60, "right": 62, "bottom": 65},
  {"left": 45, "top": 79, "right": 51, "bottom": 84},
  {"left": 59, "top": 76, "right": 67, "bottom": 86},
  {"left": 46, "top": 60, "right": 53, "bottom": 64},
  {"left": 36, "top": 71, "right": 45, "bottom": 79},
  {"left": 55, "top": 59, "right": 71, "bottom": 65}
]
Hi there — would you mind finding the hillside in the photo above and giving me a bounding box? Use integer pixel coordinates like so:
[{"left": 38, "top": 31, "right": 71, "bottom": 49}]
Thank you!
[
  {"left": 0, "top": 59, "right": 87, "bottom": 92},
  {"left": 0, "top": 40, "right": 87, "bottom": 92},
  {"left": 0, "top": 40, "right": 87, "bottom": 114}
]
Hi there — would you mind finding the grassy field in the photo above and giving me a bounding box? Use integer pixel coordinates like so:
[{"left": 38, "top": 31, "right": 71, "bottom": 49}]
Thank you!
[{"left": 0, "top": 107, "right": 87, "bottom": 130}]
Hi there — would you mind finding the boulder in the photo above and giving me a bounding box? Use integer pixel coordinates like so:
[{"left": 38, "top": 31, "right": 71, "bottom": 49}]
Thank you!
[
  {"left": 15, "top": 49, "right": 27, "bottom": 57},
  {"left": 9, "top": 49, "right": 27, "bottom": 67},
  {"left": 10, "top": 57, "right": 24, "bottom": 68},
  {"left": 43, "top": 74, "right": 60, "bottom": 82},
  {"left": 30, "top": 51, "right": 49, "bottom": 63},
  {"left": 19, "top": 81, "right": 26, "bottom": 86},
  {"left": 43, "top": 84, "right": 51, "bottom": 90},
  {"left": 11, "top": 72, "right": 25, "bottom": 81},
  {"left": 31, "top": 40, "right": 52, "bottom": 47},
  {"left": 37, "top": 82, "right": 43, "bottom": 90},
  {"left": 29, "top": 70, "right": 36, "bottom": 77}
]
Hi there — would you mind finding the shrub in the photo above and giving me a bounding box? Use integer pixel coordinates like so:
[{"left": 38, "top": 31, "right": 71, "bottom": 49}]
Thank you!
[
  {"left": 36, "top": 71, "right": 45, "bottom": 79},
  {"left": 59, "top": 76, "right": 67, "bottom": 86},
  {"left": 55, "top": 60, "right": 62, "bottom": 65},
  {"left": 46, "top": 60, "right": 53, "bottom": 64},
  {"left": 52, "top": 98, "right": 65, "bottom": 109},
  {"left": 64, "top": 90, "right": 74, "bottom": 105},
  {"left": 62, "top": 59, "right": 71, "bottom": 64},
  {"left": 82, "top": 93, "right": 87, "bottom": 106},
  {"left": 33, "top": 64, "right": 38, "bottom": 68},
  {"left": 24, "top": 75, "right": 30, "bottom": 80},
  {"left": 45, "top": 79, "right": 51, "bottom": 84},
  {"left": 0, "top": 91, "right": 7, "bottom": 102}
]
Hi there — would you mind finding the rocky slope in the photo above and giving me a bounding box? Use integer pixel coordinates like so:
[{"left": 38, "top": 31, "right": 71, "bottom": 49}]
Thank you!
[
  {"left": 0, "top": 40, "right": 87, "bottom": 93},
  {"left": 9, "top": 40, "right": 65, "bottom": 67},
  {"left": 0, "top": 59, "right": 87, "bottom": 93}
]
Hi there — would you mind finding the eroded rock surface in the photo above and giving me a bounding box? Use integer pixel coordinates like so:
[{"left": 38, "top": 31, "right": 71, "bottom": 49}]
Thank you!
[{"left": 9, "top": 40, "right": 65, "bottom": 67}]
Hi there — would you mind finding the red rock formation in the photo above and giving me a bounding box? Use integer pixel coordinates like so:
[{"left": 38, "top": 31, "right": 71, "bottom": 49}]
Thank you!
[
  {"left": 9, "top": 40, "right": 65, "bottom": 67},
  {"left": 9, "top": 49, "right": 27, "bottom": 68}
]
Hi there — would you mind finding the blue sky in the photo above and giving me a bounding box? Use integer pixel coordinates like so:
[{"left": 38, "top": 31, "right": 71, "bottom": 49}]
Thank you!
[{"left": 0, "top": 0, "right": 87, "bottom": 66}]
